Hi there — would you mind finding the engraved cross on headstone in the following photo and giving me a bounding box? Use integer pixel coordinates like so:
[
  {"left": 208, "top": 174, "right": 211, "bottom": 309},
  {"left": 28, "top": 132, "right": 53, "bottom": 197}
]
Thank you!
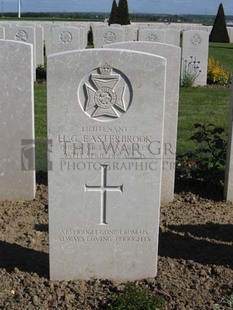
[{"left": 85, "top": 164, "right": 123, "bottom": 225}]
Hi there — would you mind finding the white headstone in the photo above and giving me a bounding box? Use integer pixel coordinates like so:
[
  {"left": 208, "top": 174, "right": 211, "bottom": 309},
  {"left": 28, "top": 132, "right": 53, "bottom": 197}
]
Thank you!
[
  {"left": 138, "top": 28, "right": 165, "bottom": 43},
  {"left": 165, "top": 29, "right": 180, "bottom": 46},
  {"left": 5, "top": 26, "right": 37, "bottom": 78},
  {"left": 94, "top": 27, "right": 125, "bottom": 48},
  {"left": 77, "top": 26, "right": 88, "bottom": 49},
  {"left": 66, "top": 24, "right": 87, "bottom": 49},
  {"left": 43, "top": 23, "right": 59, "bottom": 56},
  {"left": 123, "top": 25, "right": 138, "bottom": 41},
  {"left": 48, "top": 48, "right": 166, "bottom": 281},
  {"left": 0, "top": 26, "right": 5, "bottom": 39},
  {"left": 104, "top": 42, "right": 181, "bottom": 203},
  {"left": 139, "top": 23, "right": 164, "bottom": 29},
  {"left": 50, "top": 27, "right": 81, "bottom": 55},
  {"left": 227, "top": 27, "right": 233, "bottom": 43},
  {"left": 110, "top": 24, "right": 121, "bottom": 27},
  {"left": 0, "top": 40, "right": 35, "bottom": 200},
  {"left": 181, "top": 30, "right": 209, "bottom": 86},
  {"left": 224, "top": 83, "right": 233, "bottom": 201},
  {"left": 35, "top": 26, "right": 44, "bottom": 66},
  {"left": 5, "top": 26, "right": 36, "bottom": 61},
  {"left": 91, "top": 23, "right": 106, "bottom": 40}
]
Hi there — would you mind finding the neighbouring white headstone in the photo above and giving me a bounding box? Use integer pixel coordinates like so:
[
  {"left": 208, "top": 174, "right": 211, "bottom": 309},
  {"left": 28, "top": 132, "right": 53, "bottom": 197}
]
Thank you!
[
  {"left": 0, "top": 40, "right": 35, "bottom": 200},
  {"left": 181, "top": 30, "right": 209, "bottom": 86},
  {"left": 139, "top": 24, "right": 164, "bottom": 30},
  {"left": 0, "top": 26, "right": 5, "bottom": 39},
  {"left": 138, "top": 28, "right": 165, "bottom": 43},
  {"left": 43, "top": 23, "right": 59, "bottom": 56},
  {"left": 50, "top": 27, "right": 81, "bottom": 55},
  {"left": 93, "top": 27, "right": 125, "bottom": 48},
  {"left": 165, "top": 29, "right": 180, "bottom": 46},
  {"left": 227, "top": 27, "right": 233, "bottom": 43},
  {"left": 77, "top": 25, "right": 88, "bottom": 49},
  {"left": 123, "top": 25, "right": 138, "bottom": 41},
  {"left": 91, "top": 24, "right": 104, "bottom": 43},
  {"left": 48, "top": 48, "right": 166, "bottom": 281},
  {"left": 110, "top": 24, "right": 121, "bottom": 27},
  {"left": 35, "top": 26, "right": 44, "bottom": 66},
  {"left": 224, "top": 83, "right": 233, "bottom": 201},
  {"left": 5, "top": 26, "right": 37, "bottom": 79},
  {"left": 62, "top": 23, "right": 89, "bottom": 48},
  {"left": 104, "top": 42, "right": 181, "bottom": 203},
  {"left": 5, "top": 26, "right": 36, "bottom": 64}
]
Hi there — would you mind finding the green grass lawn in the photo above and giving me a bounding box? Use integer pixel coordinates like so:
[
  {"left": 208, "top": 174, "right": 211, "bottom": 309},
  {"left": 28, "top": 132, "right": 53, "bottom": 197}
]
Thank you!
[
  {"left": 34, "top": 84, "right": 47, "bottom": 171},
  {"left": 209, "top": 42, "right": 233, "bottom": 72},
  {"left": 34, "top": 42, "right": 232, "bottom": 170},
  {"left": 179, "top": 42, "right": 232, "bottom": 155},
  {"left": 35, "top": 84, "right": 47, "bottom": 139},
  {"left": 177, "top": 86, "right": 230, "bottom": 155}
]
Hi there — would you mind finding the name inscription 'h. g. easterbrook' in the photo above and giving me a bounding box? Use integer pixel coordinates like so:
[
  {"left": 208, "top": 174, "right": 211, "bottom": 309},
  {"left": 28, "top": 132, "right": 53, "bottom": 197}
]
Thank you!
[{"left": 57, "top": 133, "right": 174, "bottom": 160}]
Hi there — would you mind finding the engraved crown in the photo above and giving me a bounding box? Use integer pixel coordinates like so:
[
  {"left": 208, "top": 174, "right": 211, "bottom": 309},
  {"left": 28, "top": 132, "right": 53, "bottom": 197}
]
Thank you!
[{"left": 99, "top": 64, "right": 112, "bottom": 75}]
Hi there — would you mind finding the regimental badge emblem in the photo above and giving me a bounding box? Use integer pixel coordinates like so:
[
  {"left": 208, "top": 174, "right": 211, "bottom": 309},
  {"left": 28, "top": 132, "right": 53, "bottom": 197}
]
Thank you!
[
  {"left": 78, "top": 64, "right": 132, "bottom": 122},
  {"left": 103, "top": 31, "right": 116, "bottom": 44},
  {"left": 14, "top": 30, "right": 28, "bottom": 42},
  {"left": 146, "top": 33, "right": 159, "bottom": 42},
  {"left": 59, "top": 31, "right": 72, "bottom": 44},
  {"left": 190, "top": 33, "right": 202, "bottom": 46}
]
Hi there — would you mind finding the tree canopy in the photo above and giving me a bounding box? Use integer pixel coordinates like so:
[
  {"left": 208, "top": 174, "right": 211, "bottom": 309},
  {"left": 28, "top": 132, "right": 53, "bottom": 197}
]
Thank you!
[
  {"left": 209, "top": 3, "right": 229, "bottom": 43},
  {"left": 109, "top": 0, "right": 130, "bottom": 25},
  {"left": 108, "top": 0, "right": 120, "bottom": 25}
]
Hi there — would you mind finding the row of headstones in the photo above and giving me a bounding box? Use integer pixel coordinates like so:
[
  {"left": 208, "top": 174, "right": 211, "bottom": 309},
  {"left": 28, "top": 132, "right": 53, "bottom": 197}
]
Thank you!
[
  {"left": 51, "top": 24, "right": 208, "bottom": 87},
  {"left": 93, "top": 25, "right": 180, "bottom": 47},
  {"left": 0, "top": 21, "right": 90, "bottom": 67},
  {"left": 0, "top": 21, "right": 210, "bottom": 86},
  {"left": 93, "top": 22, "right": 233, "bottom": 44},
  {"left": 139, "top": 23, "right": 233, "bottom": 43},
  {"left": 43, "top": 21, "right": 210, "bottom": 86},
  {"left": 0, "top": 21, "right": 209, "bottom": 86},
  {"left": 94, "top": 26, "right": 209, "bottom": 86},
  {"left": 1, "top": 39, "right": 233, "bottom": 281},
  {"left": 34, "top": 22, "right": 210, "bottom": 87},
  {"left": 136, "top": 22, "right": 212, "bottom": 32},
  {"left": 0, "top": 20, "right": 232, "bottom": 62}
]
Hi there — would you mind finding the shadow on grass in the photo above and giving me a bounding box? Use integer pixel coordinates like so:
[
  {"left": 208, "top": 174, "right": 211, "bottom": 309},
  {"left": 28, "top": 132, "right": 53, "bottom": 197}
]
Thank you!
[
  {"left": 0, "top": 241, "right": 49, "bottom": 277},
  {"left": 159, "top": 225, "right": 233, "bottom": 267},
  {"left": 209, "top": 45, "right": 233, "bottom": 50}
]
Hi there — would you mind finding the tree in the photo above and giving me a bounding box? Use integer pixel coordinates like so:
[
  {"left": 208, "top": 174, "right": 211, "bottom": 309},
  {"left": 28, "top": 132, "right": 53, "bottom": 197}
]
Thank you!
[
  {"left": 118, "top": 0, "right": 131, "bottom": 25},
  {"left": 108, "top": 0, "right": 120, "bottom": 25},
  {"left": 209, "top": 3, "right": 229, "bottom": 43}
]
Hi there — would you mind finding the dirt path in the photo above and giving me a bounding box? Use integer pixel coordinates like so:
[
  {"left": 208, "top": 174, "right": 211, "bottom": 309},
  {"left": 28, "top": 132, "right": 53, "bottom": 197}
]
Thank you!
[{"left": 0, "top": 185, "right": 233, "bottom": 309}]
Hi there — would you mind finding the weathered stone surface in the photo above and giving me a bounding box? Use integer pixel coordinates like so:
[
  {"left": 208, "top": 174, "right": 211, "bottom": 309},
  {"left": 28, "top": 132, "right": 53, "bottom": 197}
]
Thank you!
[
  {"left": 181, "top": 30, "right": 209, "bottom": 86},
  {"left": 104, "top": 42, "right": 181, "bottom": 203},
  {"left": 5, "top": 26, "right": 36, "bottom": 68},
  {"left": 165, "top": 29, "right": 180, "bottom": 46},
  {"left": 50, "top": 27, "right": 81, "bottom": 54},
  {"left": 35, "top": 26, "right": 44, "bottom": 66},
  {"left": 138, "top": 28, "right": 165, "bottom": 43},
  {"left": 224, "top": 84, "right": 233, "bottom": 201},
  {"left": 93, "top": 27, "right": 125, "bottom": 47},
  {"left": 0, "top": 40, "right": 35, "bottom": 200},
  {"left": 48, "top": 48, "right": 166, "bottom": 281}
]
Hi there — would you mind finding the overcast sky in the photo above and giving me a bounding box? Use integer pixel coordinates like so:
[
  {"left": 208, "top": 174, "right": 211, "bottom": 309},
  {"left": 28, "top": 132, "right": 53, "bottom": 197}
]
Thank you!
[{"left": 3, "top": 0, "right": 233, "bottom": 16}]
